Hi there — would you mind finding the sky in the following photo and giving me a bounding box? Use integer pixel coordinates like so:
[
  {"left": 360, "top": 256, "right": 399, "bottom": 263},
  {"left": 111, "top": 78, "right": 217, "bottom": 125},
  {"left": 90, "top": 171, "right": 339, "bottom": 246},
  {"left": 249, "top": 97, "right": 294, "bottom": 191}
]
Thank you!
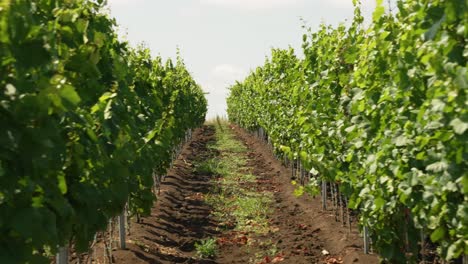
[{"left": 106, "top": 0, "right": 383, "bottom": 119}]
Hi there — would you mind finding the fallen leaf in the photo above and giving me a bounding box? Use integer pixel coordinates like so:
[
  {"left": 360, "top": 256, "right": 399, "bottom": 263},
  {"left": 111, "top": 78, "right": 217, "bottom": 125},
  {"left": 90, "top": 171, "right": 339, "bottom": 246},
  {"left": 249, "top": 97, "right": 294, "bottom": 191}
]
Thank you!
[
  {"left": 324, "top": 256, "right": 343, "bottom": 264},
  {"left": 270, "top": 226, "right": 280, "bottom": 233},
  {"left": 272, "top": 255, "right": 285, "bottom": 263}
]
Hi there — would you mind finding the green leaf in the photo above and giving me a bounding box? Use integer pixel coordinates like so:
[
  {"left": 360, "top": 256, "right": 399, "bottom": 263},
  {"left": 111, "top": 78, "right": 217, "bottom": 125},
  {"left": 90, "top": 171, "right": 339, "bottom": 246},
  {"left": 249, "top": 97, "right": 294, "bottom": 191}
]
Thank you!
[
  {"left": 12, "top": 209, "right": 38, "bottom": 237},
  {"left": 59, "top": 85, "right": 81, "bottom": 106},
  {"left": 309, "top": 167, "right": 319, "bottom": 176},
  {"left": 86, "top": 129, "right": 98, "bottom": 142},
  {"left": 426, "top": 161, "right": 448, "bottom": 172},
  {"left": 449, "top": 118, "right": 468, "bottom": 135},
  {"left": 430, "top": 226, "right": 446, "bottom": 242},
  {"left": 144, "top": 129, "right": 158, "bottom": 144},
  {"left": 379, "top": 244, "right": 395, "bottom": 259},
  {"left": 393, "top": 135, "right": 411, "bottom": 147},
  {"left": 372, "top": 6, "right": 385, "bottom": 21},
  {"left": 99, "top": 92, "right": 117, "bottom": 102},
  {"left": 375, "top": 197, "right": 385, "bottom": 209},
  {"left": 455, "top": 67, "right": 467, "bottom": 89},
  {"left": 76, "top": 18, "right": 89, "bottom": 34},
  {"left": 57, "top": 173, "right": 68, "bottom": 195},
  {"left": 104, "top": 99, "right": 113, "bottom": 120},
  {"left": 293, "top": 186, "right": 305, "bottom": 197},
  {"left": 416, "top": 152, "right": 426, "bottom": 160},
  {"left": 463, "top": 176, "right": 468, "bottom": 195},
  {"left": 446, "top": 242, "right": 463, "bottom": 260},
  {"left": 345, "top": 125, "right": 356, "bottom": 133},
  {"left": 5, "top": 83, "right": 16, "bottom": 96},
  {"left": 32, "top": 195, "right": 44, "bottom": 208}
]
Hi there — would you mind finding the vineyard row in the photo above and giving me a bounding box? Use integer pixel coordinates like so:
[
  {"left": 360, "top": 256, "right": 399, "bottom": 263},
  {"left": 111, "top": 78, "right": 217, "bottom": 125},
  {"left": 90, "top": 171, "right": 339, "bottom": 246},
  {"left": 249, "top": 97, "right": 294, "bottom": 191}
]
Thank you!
[
  {"left": 0, "top": 1, "right": 207, "bottom": 263},
  {"left": 227, "top": 0, "right": 467, "bottom": 262}
]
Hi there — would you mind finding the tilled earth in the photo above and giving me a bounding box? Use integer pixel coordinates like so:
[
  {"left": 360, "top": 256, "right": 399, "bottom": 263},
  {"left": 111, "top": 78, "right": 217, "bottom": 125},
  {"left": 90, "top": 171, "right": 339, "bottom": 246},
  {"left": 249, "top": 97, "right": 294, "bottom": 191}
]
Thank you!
[{"left": 110, "top": 125, "right": 379, "bottom": 264}]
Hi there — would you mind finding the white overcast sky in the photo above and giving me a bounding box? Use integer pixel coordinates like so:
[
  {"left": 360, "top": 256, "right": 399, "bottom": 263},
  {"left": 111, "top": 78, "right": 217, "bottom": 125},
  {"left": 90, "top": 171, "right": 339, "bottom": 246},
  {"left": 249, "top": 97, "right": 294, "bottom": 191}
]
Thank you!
[{"left": 107, "top": 0, "right": 384, "bottom": 119}]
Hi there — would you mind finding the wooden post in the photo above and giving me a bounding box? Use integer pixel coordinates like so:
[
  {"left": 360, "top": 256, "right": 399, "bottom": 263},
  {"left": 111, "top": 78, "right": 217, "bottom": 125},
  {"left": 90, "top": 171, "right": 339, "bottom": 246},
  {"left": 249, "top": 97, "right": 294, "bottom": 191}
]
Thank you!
[
  {"left": 322, "top": 180, "right": 327, "bottom": 210},
  {"left": 364, "top": 226, "right": 370, "bottom": 254},
  {"left": 332, "top": 184, "right": 337, "bottom": 221},
  {"left": 339, "top": 191, "right": 345, "bottom": 226},
  {"left": 119, "top": 210, "right": 126, "bottom": 249},
  {"left": 330, "top": 183, "right": 335, "bottom": 215},
  {"left": 420, "top": 228, "right": 425, "bottom": 263},
  {"left": 345, "top": 197, "right": 351, "bottom": 232},
  {"left": 56, "top": 246, "right": 68, "bottom": 264},
  {"left": 291, "top": 159, "right": 294, "bottom": 179},
  {"left": 297, "top": 158, "right": 304, "bottom": 186}
]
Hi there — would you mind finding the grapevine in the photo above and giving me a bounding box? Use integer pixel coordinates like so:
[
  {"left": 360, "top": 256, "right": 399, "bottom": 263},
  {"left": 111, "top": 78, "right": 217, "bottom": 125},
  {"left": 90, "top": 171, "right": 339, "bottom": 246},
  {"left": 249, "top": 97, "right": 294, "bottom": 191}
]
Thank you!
[
  {"left": 227, "top": 0, "right": 467, "bottom": 261},
  {"left": 0, "top": 0, "right": 207, "bottom": 263}
]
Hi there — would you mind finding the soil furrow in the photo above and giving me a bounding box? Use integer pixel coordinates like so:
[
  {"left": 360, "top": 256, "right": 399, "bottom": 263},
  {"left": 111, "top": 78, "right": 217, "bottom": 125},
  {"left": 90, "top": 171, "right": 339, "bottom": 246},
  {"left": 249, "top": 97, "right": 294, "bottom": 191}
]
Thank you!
[
  {"left": 109, "top": 124, "right": 379, "bottom": 264},
  {"left": 113, "top": 125, "right": 218, "bottom": 264}
]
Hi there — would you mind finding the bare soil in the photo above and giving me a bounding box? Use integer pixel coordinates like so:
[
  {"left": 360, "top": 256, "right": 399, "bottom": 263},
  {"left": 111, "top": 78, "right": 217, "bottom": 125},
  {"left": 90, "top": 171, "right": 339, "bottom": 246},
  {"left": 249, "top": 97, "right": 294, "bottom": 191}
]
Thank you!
[{"left": 109, "top": 124, "right": 379, "bottom": 264}]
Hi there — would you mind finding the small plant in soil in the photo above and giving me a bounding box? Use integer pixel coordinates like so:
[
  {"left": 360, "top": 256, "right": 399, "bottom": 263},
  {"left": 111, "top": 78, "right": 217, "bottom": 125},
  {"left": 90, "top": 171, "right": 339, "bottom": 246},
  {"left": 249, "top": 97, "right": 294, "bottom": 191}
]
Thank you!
[
  {"left": 195, "top": 238, "right": 217, "bottom": 259},
  {"left": 216, "top": 115, "right": 224, "bottom": 132},
  {"left": 195, "top": 158, "right": 221, "bottom": 175},
  {"left": 291, "top": 178, "right": 320, "bottom": 198}
]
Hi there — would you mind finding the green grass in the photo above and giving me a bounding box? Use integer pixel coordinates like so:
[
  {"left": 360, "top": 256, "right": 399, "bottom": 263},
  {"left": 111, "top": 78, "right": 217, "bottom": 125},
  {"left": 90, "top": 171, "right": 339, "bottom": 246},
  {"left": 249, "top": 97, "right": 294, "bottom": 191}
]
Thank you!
[
  {"left": 195, "top": 158, "right": 222, "bottom": 175},
  {"left": 200, "top": 119, "right": 273, "bottom": 235},
  {"left": 207, "top": 116, "right": 247, "bottom": 153},
  {"left": 232, "top": 194, "right": 273, "bottom": 233}
]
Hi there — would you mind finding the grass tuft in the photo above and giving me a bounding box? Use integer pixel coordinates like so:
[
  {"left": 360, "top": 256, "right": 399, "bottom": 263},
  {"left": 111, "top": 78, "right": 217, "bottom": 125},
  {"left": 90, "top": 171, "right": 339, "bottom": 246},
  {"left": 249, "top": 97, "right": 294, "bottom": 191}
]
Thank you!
[{"left": 195, "top": 238, "right": 217, "bottom": 259}]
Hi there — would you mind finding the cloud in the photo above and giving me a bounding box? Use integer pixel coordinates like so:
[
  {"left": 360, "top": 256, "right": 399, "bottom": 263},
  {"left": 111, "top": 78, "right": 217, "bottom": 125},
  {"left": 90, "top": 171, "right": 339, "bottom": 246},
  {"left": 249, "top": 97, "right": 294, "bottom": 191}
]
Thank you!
[
  {"left": 327, "top": 0, "right": 381, "bottom": 12},
  {"left": 107, "top": 0, "right": 147, "bottom": 6},
  {"left": 178, "top": 6, "right": 203, "bottom": 18},
  {"left": 201, "top": 64, "right": 249, "bottom": 118},
  {"left": 203, "top": 82, "right": 230, "bottom": 118},
  {"left": 327, "top": 0, "right": 356, "bottom": 9},
  {"left": 200, "top": 0, "right": 305, "bottom": 10},
  {"left": 212, "top": 64, "right": 247, "bottom": 80},
  {"left": 325, "top": 0, "right": 375, "bottom": 9}
]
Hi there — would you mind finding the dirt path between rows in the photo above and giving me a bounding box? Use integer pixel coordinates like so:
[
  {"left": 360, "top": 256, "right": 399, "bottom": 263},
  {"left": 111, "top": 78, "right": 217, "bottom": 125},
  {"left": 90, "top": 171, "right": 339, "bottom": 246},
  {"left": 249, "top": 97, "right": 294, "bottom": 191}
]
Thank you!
[
  {"left": 110, "top": 124, "right": 379, "bottom": 264},
  {"left": 228, "top": 125, "right": 378, "bottom": 264}
]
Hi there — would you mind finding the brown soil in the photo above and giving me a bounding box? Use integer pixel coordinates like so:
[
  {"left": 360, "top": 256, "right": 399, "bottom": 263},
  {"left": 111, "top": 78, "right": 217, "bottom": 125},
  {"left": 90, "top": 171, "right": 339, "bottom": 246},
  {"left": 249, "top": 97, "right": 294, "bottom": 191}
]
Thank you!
[{"left": 109, "top": 124, "right": 379, "bottom": 264}]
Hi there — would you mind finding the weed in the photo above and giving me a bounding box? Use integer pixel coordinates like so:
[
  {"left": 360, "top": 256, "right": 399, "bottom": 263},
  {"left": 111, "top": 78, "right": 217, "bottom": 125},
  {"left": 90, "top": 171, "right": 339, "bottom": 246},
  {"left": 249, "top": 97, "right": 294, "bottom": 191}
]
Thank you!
[
  {"left": 202, "top": 118, "right": 275, "bottom": 259},
  {"left": 195, "top": 158, "right": 221, "bottom": 175},
  {"left": 233, "top": 194, "right": 273, "bottom": 234},
  {"left": 291, "top": 179, "right": 320, "bottom": 197},
  {"left": 216, "top": 115, "right": 224, "bottom": 132},
  {"left": 195, "top": 238, "right": 217, "bottom": 259},
  {"left": 212, "top": 122, "right": 247, "bottom": 153}
]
